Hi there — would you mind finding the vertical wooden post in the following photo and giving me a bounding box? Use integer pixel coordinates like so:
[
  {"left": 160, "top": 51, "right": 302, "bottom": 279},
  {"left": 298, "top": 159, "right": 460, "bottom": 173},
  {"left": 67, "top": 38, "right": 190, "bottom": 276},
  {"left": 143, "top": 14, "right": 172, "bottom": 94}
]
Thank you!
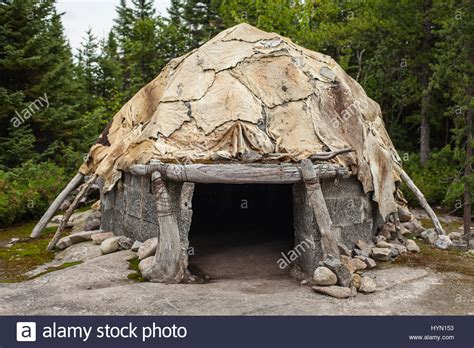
[
  {"left": 148, "top": 172, "right": 186, "bottom": 283},
  {"left": 300, "top": 159, "right": 340, "bottom": 259}
]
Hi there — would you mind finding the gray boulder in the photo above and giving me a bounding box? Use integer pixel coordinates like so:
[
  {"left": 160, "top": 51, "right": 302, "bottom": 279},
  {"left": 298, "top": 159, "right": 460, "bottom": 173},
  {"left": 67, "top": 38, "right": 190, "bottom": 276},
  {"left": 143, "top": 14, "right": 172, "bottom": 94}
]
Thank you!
[
  {"left": 100, "top": 237, "right": 120, "bottom": 254},
  {"left": 421, "top": 229, "right": 438, "bottom": 245},
  {"left": 312, "top": 286, "right": 353, "bottom": 299},
  {"left": 323, "top": 255, "right": 352, "bottom": 287},
  {"left": 371, "top": 247, "right": 392, "bottom": 261},
  {"left": 117, "top": 236, "right": 133, "bottom": 250},
  {"left": 448, "top": 232, "right": 462, "bottom": 241},
  {"left": 139, "top": 256, "right": 155, "bottom": 279},
  {"left": 131, "top": 241, "right": 143, "bottom": 252},
  {"left": 406, "top": 239, "right": 420, "bottom": 253},
  {"left": 91, "top": 232, "right": 114, "bottom": 245},
  {"left": 312, "top": 266, "right": 337, "bottom": 286},
  {"left": 137, "top": 237, "right": 158, "bottom": 260},
  {"left": 402, "top": 220, "right": 424, "bottom": 235},
  {"left": 359, "top": 276, "right": 376, "bottom": 293},
  {"left": 435, "top": 235, "right": 452, "bottom": 250}
]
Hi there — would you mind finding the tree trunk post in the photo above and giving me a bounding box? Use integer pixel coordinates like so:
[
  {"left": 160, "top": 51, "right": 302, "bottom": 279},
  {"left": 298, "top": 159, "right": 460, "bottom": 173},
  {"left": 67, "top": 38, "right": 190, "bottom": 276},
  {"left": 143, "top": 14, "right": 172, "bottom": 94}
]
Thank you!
[
  {"left": 300, "top": 159, "right": 340, "bottom": 259},
  {"left": 147, "top": 171, "right": 186, "bottom": 283}
]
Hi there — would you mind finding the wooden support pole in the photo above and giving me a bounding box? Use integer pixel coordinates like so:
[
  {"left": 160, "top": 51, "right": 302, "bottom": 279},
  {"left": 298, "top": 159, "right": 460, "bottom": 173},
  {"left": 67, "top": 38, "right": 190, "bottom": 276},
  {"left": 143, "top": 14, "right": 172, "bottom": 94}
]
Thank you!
[
  {"left": 400, "top": 169, "right": 445, "bottom": 235},
  {"left": 130, "top": 163, "right": 350, "bottom": 183},
  {"left": 300, "top": 159, "right": 340, "bottom": 258},
  {"left": 46, "top": 174, "right": 97, "bottom": 251},
  {"left": 146, "top": 172, "right": 186, "bottom": 283},
  {"left": 30, "top": 173, "right": 84, "bottom": 238}
]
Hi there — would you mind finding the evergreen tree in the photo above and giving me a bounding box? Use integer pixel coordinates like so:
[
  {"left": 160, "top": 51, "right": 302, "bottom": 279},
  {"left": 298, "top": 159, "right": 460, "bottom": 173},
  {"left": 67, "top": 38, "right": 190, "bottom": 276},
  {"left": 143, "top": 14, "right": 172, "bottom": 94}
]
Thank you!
[{"left": 0, "top": 0, "right": 83, "bottom": 169}]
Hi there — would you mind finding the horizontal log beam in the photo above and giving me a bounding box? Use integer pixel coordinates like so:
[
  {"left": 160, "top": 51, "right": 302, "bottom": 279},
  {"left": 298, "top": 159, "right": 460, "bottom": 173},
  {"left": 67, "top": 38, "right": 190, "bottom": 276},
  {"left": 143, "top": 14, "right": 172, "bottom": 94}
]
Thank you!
[{"left": 129, "top": 162, "right": 350, "bottom": 184}]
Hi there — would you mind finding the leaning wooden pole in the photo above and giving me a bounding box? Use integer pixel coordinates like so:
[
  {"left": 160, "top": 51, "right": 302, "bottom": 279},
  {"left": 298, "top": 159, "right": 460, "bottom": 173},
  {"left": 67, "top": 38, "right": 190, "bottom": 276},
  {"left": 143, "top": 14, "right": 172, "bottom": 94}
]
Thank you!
[
  {"left": 300, "top": 159, "right": 341, "bottom": 258},
  {"left": 46, "top": 174, "right": 97, "bottom": 251},
  {"left": 30, "top": 173, "right": 84, "bottom": 238},
  {"left": 400, "top": 169, "right": 445, "bottom": 235}
]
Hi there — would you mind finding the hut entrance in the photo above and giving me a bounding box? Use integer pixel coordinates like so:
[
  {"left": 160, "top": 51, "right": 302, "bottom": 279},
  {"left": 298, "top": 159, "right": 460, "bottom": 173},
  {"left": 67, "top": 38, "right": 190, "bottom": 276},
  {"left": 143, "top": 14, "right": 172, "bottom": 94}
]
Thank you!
[{"left": 188, "top": 184, "right": 295, "bottom": 280}]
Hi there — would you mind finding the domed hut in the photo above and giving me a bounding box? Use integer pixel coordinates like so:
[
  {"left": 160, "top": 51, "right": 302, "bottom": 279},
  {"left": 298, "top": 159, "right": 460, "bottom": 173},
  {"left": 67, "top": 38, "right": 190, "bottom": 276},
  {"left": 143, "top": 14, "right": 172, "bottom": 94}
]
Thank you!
[{"left": 33, "top": 24, "right": 444, "bottom": 283}]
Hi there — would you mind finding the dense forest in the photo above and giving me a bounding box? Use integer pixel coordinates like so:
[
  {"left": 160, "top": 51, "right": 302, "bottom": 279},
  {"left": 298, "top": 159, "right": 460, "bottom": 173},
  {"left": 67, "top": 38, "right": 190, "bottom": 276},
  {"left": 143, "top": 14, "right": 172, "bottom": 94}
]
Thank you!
[{"left": 0, "top": 0, "right": 472, "bottom": 227}]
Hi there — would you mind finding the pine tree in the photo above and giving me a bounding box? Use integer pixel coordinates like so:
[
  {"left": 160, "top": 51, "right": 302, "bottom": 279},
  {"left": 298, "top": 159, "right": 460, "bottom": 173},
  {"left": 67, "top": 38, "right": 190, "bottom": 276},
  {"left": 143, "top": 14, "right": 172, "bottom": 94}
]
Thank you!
[{"left": 0, "top": 0, "right": 83, "bottom": 169}]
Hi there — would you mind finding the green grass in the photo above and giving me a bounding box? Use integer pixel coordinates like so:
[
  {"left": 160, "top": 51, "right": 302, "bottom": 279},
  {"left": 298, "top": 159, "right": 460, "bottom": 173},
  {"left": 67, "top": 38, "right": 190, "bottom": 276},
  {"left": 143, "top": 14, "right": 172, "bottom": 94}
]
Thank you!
[
  {"left": 29, "top": 261, "right": 83, "bottom": 280},
  {"left": 380, "top": 239, "right": 474, "bottom": 277},
  {"left": 127, "top": 257, "right": 147, "bottom": 282},
  {"left": 0, "top": 223, "right": 58, "bottom": 282}
]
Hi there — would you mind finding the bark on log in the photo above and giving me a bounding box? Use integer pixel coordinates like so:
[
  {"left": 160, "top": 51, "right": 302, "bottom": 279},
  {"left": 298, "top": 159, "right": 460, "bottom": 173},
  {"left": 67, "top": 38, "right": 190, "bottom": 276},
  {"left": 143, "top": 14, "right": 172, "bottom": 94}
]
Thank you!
[
  {"left": 30, "top": 173, "right": 84, "bottom": 238},
  {"left": 400, "top": 169, "right": 445, "bottom": 235},
  {"left": 130, "top": 163, "right": 349, "bottom": 183},
  {"left": 47, "top": 174, "right": 97, "bottom": 251},
  {"left": 300, "top": 159, "right": 341, "bottom": 258},
  {"left": 147, "top": 172, "right": 186, "bottom": 283}
]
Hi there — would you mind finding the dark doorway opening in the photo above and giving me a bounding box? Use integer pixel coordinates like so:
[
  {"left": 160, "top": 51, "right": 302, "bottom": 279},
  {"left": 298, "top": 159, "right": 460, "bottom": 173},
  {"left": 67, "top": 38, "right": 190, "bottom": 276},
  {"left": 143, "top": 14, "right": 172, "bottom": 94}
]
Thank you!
[{"left": 188, "top": 184, "right": 294, "bottom": 280}]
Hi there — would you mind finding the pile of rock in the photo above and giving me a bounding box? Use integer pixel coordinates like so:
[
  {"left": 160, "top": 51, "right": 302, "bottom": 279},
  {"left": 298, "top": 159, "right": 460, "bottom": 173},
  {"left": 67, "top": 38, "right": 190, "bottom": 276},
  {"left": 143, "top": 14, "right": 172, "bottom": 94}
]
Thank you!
[
  {"left": 311, "top": 251, "right": 377, "bottom": 299},
  {"left": 309, "top": 207, "right": 425, "bottom": 299}
]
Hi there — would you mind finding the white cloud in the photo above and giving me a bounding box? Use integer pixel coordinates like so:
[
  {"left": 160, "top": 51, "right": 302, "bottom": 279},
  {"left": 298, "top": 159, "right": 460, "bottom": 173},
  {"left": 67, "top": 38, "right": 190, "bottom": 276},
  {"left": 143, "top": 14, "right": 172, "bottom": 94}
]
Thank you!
[{"left": 57, "top": 0, "right": 170, "bottom": 53}]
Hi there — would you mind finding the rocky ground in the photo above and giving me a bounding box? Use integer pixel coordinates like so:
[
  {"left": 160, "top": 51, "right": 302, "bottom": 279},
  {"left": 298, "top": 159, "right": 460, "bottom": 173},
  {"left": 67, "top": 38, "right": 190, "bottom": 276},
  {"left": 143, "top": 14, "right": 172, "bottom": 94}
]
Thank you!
[{"left": 0, "top": 239, "right": 473, "bottom": 315}]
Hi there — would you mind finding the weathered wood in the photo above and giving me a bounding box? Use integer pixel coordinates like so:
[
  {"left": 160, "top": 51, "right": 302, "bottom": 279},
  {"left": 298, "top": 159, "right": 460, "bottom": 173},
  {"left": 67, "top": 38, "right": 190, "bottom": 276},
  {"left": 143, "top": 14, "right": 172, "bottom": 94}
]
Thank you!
[
  {"left": 30, "top": 173, "right": 84, "bottom": 238},
  {"left": 146, "top": 172, "right": 186, "bottom": 283},
  {"left": 310, "top": 147, "right": 353, "bottom": 161},
  {"left": 300, "top": 159, "right": 341, "bottom": 259},
  {"left": 47, "top": 174, "right": 98, "bottom": 251},
  {"left": 130, "top": 163, "right": 350, "bottom": 183},
  {"left": 400, "top": 169, "right": 445, "bottom": 235}
]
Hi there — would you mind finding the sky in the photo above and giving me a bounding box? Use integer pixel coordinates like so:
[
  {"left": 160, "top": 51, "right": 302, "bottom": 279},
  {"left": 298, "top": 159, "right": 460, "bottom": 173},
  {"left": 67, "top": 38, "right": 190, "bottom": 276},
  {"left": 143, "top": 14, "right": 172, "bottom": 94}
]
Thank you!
[{"left": 57, "top": 0, "right": 171, "bottom": 53}]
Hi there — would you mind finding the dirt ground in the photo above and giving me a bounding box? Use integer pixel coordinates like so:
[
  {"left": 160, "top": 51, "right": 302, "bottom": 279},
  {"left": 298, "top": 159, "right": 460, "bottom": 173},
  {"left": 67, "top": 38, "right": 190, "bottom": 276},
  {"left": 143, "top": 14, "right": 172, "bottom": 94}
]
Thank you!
[{"left": 0, "top": 240, "right": 473, "bottom": 316}]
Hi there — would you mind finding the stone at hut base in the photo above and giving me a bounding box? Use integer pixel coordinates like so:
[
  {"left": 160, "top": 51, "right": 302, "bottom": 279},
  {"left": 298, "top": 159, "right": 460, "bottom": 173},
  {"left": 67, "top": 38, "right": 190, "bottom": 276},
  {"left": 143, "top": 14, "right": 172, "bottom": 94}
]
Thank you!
[
  {"left": 91, "top": 231, "right": 114, "bottom": 245},
  {"left": 448, "top": 232, "right": 462, "bottom": 241},
  {"left": 312, "top": 285, "right": 353, "bottom": 299},
  {"left": 376, "top": 240, "right": 393, "bottom": 249},
  {"left": 138, "top": 256, "right": 155, "bottom": 279},
  {"left": 351, "top": 273, "right": 362, "bottom": 290},
  {"left": 435, "top": 235, "right": 452, "bottom": 250},
  {"left": 354, "top": 239, "right": 372, "bottom": 257},
  {"left": 354, "top": 255, "right": 377, "bottom": 269},
  {"left": 391, "top": 243, "right": 408, "bottom": 255},
  {"left": 397, "top": 206, "right": 414, "bottom": 222},
  {"left": 341, "top": 255, "right": 367, "bottom": 273},
  {"left": 131, "top": 241, "right": 143, "bottom": 252},
  {"left": 100, "top": 237, "right": 120, "bottom": 254},
  {"left": 401, "top": 220, "right": 424, "bottom": 235},
  {"left": 371, "top": 247, "right": 392, "bottom": 261},
  {"left": 359, "top": 276, "right": 376, "bottom": 293},
  {"left": 137, "top": 237, "right": 158, "bottom": 260},
  {"left": 323, "top": 255, "right": 352, "bottom": 287},
  {"left": 117, "top": 236, "right": 133, "bottom": 250},
  {"left": 337, "top": 243, "right": 352, "bottom": 257},
  {"left": 84, "top": 218, "right": 101, "bottom": 231},
  {"left": 406, "top": 239, "right": 420, "bottom": 253},
  {"left": 421, "top": 229, "right": 437, "bottom": 245},
  {"left": 312, "top": 266, "right": 337, "bottom": 286}
]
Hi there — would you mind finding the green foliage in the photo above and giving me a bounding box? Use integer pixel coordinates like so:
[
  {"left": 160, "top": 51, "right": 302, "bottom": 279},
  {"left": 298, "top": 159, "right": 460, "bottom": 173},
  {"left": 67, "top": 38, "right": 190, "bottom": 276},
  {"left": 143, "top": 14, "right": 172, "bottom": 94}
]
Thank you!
[
  {"left": 0, "top": 0, "right": 471, "bottom": 227},
  {"left": 127, "top": 257, "right": 147, "bottom": 282},
  {"left": 401, "top": 146, "right": 470, "bottom": 215},
  {"left": 0, "top": 161, "right": 67, "bottom": 225}
]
